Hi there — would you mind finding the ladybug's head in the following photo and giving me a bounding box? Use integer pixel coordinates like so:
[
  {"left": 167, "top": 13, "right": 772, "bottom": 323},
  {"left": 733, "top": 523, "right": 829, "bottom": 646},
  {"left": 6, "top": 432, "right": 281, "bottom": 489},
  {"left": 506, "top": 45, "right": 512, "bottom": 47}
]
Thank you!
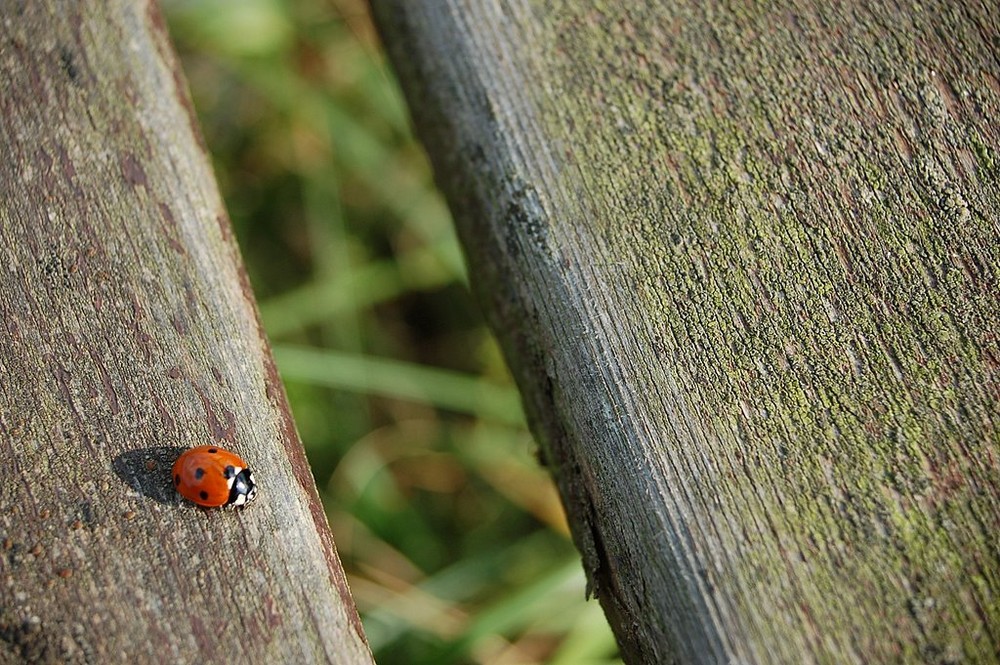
[{"left": 227, "top": 468, "right": 257, "bottom": 507}]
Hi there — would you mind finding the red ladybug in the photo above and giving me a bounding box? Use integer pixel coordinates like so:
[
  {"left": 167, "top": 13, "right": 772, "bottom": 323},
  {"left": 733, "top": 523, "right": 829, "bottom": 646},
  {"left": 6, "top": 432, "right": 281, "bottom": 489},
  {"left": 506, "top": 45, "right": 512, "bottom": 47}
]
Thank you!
[{"left": 172, "top": 445, "right": 257, "bottom": 508}]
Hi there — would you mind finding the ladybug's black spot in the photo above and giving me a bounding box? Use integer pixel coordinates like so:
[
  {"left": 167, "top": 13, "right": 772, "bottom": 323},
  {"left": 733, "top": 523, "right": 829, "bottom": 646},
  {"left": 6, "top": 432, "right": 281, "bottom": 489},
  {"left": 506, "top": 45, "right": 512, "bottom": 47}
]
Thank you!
[
  {"left": 174, "top": 474, "right": 180, "bottom": 486},
  {"left": 208, "top": 448, "right": 218, "bottom": 454},
  {"left": 224, "top": 465, "right": 236, "bottom": 479},
  {"left": 194, "top": 468, "right": 205, "bottom": 480},
  {"left": 199, "top": 491, "right": 209, "bottom": 501}
]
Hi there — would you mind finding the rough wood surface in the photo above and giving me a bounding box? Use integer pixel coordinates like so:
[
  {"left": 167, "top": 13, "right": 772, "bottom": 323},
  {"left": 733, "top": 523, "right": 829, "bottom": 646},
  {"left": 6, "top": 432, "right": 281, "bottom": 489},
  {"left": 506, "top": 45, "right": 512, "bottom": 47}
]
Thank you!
[
  {"left": 372, "top": 1, "right": 1000, "bottom": 662},
  {"left": 0, "top": 2, "right": 371, "bottom": 663}
]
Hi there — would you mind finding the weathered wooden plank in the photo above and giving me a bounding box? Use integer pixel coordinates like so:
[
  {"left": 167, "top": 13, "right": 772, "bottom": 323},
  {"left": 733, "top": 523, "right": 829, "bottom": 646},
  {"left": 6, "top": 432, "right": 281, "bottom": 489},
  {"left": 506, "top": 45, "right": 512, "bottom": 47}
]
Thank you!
[
  {"left": 0, "top": 1, "right": 371, "bottom": 662},
  {"left": 372, "top": 1, "right": 1000, "bottom": 662}
]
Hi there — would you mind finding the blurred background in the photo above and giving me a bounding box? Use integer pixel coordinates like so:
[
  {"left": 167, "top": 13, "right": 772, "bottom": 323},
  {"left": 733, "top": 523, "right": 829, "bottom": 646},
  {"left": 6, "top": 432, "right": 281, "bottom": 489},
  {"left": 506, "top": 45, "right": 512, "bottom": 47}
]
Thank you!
[{"left": 162, "top": 0, "right": 621, "bottom": 663}]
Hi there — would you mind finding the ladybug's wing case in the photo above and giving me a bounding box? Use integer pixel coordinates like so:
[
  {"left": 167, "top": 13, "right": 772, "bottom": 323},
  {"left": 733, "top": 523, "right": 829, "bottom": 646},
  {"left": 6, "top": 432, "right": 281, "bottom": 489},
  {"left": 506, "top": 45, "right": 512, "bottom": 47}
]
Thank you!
[{"left": 173, "top": 452, "right": 232, "bottom": 507}]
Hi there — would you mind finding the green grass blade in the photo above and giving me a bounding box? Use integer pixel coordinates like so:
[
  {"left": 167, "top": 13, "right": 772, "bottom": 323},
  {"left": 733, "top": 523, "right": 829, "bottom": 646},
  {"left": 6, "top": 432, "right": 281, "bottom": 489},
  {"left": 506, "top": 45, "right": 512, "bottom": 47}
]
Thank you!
[
  {"left": 417, "top": 558, "right": 583, "bottom": 665},
  {"left": 272, "top": 345, "right": 524, "bottom": 425},
  {"left": 259, "top": 248, "right": 454, "bottom": 338}
]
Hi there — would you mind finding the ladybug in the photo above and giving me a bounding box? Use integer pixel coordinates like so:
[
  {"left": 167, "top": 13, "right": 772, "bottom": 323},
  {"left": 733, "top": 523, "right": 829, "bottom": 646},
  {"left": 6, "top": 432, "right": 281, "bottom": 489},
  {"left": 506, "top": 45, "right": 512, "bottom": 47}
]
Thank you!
[{"left": 172, "top": 445, "right": 257, "bottom": 508}]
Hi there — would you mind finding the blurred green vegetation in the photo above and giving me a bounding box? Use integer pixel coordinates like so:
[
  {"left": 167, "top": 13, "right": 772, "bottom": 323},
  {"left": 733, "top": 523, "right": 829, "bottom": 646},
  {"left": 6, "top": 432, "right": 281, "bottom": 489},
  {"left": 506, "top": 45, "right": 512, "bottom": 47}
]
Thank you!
[{"left": 163, "top": 0, "right": 621, "bottom": 663}]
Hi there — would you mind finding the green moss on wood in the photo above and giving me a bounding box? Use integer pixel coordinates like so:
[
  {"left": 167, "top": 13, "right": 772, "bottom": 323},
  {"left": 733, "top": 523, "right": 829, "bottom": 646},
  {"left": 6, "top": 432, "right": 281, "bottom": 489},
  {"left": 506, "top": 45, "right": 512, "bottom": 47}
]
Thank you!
[{"left": 532, "top": 1, "right": 1000, "bottom": 660}]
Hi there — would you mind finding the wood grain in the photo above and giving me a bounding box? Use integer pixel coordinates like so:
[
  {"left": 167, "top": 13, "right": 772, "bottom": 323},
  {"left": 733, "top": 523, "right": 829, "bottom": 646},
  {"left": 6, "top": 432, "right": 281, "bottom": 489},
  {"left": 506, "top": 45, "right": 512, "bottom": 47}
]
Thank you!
[
  {"left": 0, "top": 1, "right": 371, "bottom": 662},
  {"left": 372, "top": 1, "right": 1000, "bottom": 662}
]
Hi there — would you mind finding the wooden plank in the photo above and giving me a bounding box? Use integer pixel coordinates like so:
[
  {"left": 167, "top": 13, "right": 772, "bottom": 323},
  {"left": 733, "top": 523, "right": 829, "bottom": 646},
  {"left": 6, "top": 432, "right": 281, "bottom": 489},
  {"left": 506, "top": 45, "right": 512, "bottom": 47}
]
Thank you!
[
  {"left": 0, "top": 1, "right": 371, "bottom": 662},
  {"left": 372, "top": 1, "right": 1000, "bottom": 662}
]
